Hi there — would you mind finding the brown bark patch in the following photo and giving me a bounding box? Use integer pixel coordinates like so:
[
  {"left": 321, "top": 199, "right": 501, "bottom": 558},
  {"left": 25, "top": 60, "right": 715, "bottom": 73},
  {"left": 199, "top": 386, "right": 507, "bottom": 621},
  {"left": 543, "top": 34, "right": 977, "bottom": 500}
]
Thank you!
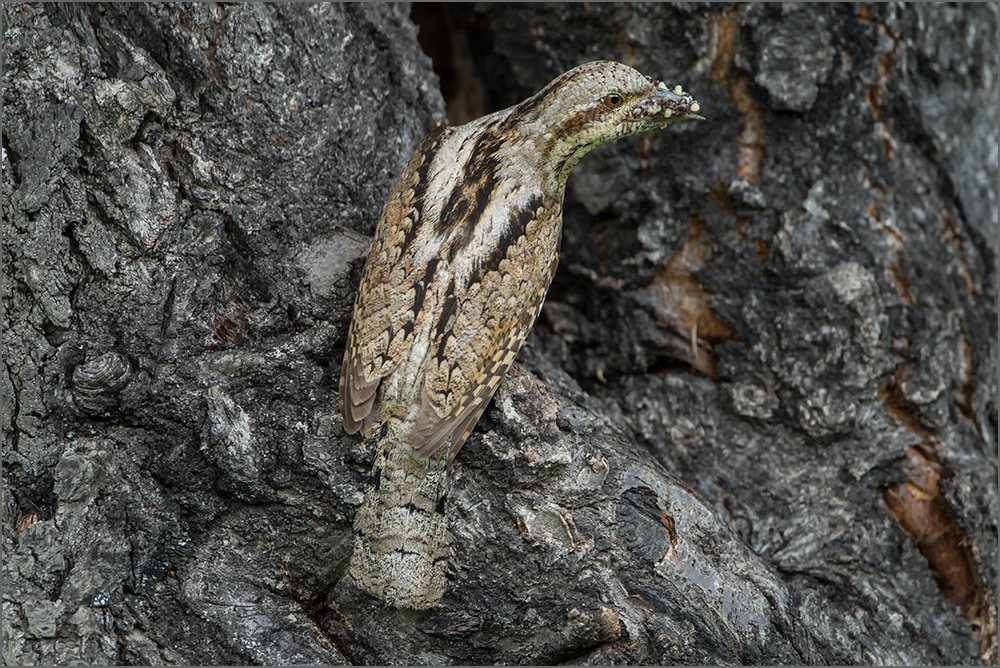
[
  {"left": 649, "top": 214, "right": 738, "bottom": 377},
  {"left": 884, "top": 446, "right": 996, "bottom": 662},
  {"left": 711, "top": 8, "right": 764, "bottom": 184}
]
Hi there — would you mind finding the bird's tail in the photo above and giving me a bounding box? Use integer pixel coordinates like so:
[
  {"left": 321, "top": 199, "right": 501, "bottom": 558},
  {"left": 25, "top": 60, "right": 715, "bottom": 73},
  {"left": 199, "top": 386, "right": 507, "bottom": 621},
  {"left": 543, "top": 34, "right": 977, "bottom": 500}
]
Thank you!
[{"left": 348, "top": 421, "right": 452, "bottom": 609}]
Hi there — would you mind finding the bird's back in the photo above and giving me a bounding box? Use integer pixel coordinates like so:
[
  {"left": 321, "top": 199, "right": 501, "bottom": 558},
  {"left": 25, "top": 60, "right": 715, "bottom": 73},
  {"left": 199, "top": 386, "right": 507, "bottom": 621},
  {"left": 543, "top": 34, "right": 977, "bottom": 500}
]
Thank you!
[{"left": 341, "top": 109, "right": 564, "bottom": 461}]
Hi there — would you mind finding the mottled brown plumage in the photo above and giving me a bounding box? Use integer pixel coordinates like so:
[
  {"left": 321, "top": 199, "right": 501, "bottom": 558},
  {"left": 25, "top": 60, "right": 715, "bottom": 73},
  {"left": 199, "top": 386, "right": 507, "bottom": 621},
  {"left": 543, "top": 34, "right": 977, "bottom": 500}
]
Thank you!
[{"left": 340, "top": 60, "right": 701, "bottom": 608}]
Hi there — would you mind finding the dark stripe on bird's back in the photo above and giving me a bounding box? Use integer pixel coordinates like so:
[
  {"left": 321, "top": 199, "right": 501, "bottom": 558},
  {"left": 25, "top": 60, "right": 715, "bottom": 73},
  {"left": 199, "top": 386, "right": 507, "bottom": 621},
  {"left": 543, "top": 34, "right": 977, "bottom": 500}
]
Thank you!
[
  {"left": 399, "top": 126, "right": 448, "bottom": 255},
  {"left": 444, "top": 178, "right": 498, "bottom": 265},
  {"left": 402, "top": 258, "right": 439, "bottom": 338},
  {"left": 436, "top": 120, "right": 506, "bottom": 243},
  {"left": 432, "top": 279, "right": 458, "bottom": 362},
  {"left": 468, "top": 194, "right": 544, "bottom": 285}
]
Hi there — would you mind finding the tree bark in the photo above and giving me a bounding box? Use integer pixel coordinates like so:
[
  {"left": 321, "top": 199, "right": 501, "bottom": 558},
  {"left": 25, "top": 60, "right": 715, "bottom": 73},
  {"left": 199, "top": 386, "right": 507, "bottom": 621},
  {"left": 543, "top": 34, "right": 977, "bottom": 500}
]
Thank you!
[{"left": 3, "top": 3, "right": 996, "bottom": 665}]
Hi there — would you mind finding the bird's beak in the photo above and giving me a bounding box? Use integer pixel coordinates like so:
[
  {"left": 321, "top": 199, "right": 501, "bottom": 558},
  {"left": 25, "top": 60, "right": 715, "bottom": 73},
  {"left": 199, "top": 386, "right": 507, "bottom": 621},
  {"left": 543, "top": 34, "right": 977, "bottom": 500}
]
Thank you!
[{"left": 640, "top": 82, "right": 704, "bottom": 122}]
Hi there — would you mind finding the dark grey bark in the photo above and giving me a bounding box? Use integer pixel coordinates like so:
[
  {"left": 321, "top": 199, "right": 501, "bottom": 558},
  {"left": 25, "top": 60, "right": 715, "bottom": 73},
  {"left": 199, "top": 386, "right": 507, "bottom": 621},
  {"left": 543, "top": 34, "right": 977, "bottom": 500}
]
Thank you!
[{"left": 2, "top": 3, "right": 996, "bottom": 665}]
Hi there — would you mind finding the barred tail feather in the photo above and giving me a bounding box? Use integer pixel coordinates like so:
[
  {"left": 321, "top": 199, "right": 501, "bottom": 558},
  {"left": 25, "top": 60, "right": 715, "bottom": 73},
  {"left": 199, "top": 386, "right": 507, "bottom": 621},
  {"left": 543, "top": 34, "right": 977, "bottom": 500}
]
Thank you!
[{"left": 349, "top": 420, "right": 452, "bottom": 609}]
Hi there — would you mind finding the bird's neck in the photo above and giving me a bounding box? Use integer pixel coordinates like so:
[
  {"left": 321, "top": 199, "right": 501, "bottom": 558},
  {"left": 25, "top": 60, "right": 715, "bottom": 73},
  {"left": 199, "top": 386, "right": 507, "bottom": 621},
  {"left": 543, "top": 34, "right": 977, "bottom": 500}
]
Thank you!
[{"left": 499, "top": 101, "right": 609, "bottom": 193}]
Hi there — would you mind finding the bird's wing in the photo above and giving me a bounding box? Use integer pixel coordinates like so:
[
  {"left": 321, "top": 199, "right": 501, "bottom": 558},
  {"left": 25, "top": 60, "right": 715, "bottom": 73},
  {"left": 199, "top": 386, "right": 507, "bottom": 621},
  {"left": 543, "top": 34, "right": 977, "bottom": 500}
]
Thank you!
[
  {"left": 340, "top": 128, "right": 447, "bottom": 436},
  {"left": 409, "top": 201, "right": 560, "bottom": 460}
]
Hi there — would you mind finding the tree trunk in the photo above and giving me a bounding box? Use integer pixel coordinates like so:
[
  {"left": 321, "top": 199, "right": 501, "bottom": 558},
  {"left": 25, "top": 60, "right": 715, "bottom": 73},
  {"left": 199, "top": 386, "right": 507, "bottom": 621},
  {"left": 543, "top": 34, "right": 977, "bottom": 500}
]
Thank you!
[{"left": 3, "top": 3, "right": 996, "bottom": 665}]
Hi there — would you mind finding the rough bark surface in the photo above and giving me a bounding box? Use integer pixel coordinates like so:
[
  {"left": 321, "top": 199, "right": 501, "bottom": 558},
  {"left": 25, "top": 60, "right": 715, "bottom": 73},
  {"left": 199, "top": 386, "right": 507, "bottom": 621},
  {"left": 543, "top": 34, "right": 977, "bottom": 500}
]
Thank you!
[{"left": 3, "top": 3, "right": 997, "bottom": 665}]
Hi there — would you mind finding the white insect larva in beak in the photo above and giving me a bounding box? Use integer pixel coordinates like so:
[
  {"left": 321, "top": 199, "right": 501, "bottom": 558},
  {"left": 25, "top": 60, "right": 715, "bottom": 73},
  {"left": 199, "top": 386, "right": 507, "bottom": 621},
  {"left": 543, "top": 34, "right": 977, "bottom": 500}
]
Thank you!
[
  {"left": 690, "top": 102, "right": 701, "bottom": 113},
  {"left": 673, "top": 85, "right": 683, "bottom": 95},
  {"left": 657, "top": 81, "right": 668, "bottom": 90}
]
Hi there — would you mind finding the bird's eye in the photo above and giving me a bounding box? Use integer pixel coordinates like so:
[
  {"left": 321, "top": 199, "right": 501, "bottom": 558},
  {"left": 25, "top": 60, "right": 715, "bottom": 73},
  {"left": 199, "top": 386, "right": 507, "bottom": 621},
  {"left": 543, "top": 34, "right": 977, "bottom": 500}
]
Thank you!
[{"left": 603, "top": 93, "right": 624, "bottom": 108}]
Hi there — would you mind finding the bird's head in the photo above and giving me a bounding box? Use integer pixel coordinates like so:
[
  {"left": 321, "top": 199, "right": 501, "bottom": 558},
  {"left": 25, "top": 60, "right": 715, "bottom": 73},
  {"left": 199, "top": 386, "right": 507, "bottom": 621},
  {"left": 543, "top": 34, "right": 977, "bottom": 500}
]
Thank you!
[{"left": 514, "top": 60, "right": 702, "bottom": 185}]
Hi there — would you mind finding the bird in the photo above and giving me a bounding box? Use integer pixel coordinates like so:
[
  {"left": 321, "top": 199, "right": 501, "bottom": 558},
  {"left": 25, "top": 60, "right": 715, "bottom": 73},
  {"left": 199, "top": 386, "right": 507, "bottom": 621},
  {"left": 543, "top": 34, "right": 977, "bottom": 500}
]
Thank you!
[{"left": 339, "top": 60, "right": 702, "bottom": 609}]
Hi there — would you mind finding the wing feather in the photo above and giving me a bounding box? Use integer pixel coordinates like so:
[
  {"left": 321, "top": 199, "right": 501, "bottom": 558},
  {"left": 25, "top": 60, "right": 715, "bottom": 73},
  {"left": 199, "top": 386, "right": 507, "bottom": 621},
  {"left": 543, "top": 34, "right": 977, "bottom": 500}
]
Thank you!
[
  {"left": 409, "top": 246, "right": 559, "bottom": 460},
  {"left": 339, "top": 128, "right": 447, "bottom": 435}
]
